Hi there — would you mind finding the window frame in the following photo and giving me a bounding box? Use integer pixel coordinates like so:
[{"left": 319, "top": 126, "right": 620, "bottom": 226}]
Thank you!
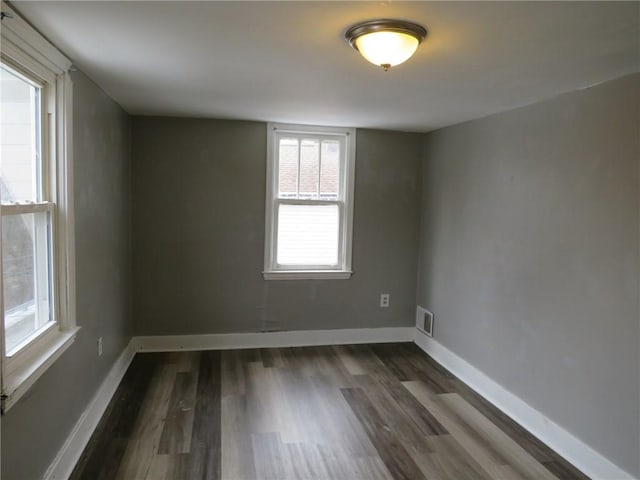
[
  {"left": 1, "top": 1, "right": 77, "bottom": 412},
  {"left": 263, "top": 123, "right": 356, "bottom": 280}
]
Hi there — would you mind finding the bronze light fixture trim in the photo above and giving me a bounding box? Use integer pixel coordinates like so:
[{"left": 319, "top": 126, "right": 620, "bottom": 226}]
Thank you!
[{"left": 345, "top": 19, "right": 428, "bottom": 71}]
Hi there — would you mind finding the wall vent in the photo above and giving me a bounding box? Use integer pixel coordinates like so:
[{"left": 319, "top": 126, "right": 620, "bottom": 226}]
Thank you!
[{"left": 416, "top": 306, "right": 434, "bottom": 337}]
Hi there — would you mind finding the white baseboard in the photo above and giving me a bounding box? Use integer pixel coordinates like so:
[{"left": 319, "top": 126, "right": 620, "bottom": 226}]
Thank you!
[
  {"left": 413, "top": 331, "right": 637, "bottom": 480},
  {"left": 134, "top": 327, "right": 415, "bottom": 352},
  {"left": 44, "top": 338, "right": 136, "bottom": 480}
]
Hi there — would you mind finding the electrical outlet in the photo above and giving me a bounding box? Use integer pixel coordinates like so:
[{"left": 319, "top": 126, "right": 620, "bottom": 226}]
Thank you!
[
  {"left": 97, "top": 337, "right": 103, "bottom": 357},
  {"left": 380, "top": 293, "right": 390, "bottom": 308}
]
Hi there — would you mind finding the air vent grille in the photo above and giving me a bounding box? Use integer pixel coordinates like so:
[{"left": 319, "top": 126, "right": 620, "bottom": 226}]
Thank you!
[{"left": 416, "top": 306, "right": 434, "bottom": 337}]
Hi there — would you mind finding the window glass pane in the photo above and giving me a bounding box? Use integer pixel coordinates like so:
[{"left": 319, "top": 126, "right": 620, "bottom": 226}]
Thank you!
[
  {"left": 1, "top": 64, "right": 41, "bottom": 203},
  {"left": 277, "top": 204, "right": 339, "bottom": 266},
  {"left": 278, "top": 138, "right": 298, "bottom": 198},
  {"left": 2, "top": 212, "right": 52, "bottom": 354},
  {"left": 320, "top": 140, "right": 339, "bottom": 199},
  {"left": 299, "top": 139, "right": 319, "bottom": 198}
]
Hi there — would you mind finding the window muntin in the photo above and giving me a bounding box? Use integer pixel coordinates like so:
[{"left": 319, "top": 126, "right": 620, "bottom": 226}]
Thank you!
[{"left": 264, "top": 124, "right": 355, "bottom": 279}]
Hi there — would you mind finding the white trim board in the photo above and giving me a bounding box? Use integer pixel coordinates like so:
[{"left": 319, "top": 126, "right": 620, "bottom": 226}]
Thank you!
[
  {"left": 134, "top": 327, "right": 415, "bottom": 352},
  {"left": 43, "top": 338, "right": 136, "bottom": 480},
  {"left": 413, "top": 331, "right": 637, "bottom": 480}
]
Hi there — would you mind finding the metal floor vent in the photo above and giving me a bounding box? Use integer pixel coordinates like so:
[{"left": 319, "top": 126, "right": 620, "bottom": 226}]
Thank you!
[{"left": 416, "top": 306, "right": 434, "bottom": 337}]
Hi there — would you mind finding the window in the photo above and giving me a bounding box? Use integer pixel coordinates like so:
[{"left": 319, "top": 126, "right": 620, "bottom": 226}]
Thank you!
[
  {"left": 1, "top": 2, "right": 76, "bottom": 412},
  {"left": 263, "top": 123, "right": 356, "bottom": 280}
]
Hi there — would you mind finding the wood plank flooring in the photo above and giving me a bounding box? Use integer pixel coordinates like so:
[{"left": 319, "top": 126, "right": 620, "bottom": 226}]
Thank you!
[{"left": 70, "top": 343, "right": 589, "bottom": 480}]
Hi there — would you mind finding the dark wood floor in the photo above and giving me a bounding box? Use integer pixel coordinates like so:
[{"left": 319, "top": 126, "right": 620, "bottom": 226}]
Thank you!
[{"left": 71, "top": 343, "right": 589, "bottom": 480}]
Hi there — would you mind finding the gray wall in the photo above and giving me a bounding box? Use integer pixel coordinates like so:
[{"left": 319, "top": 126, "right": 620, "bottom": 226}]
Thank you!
[
  {"left": 132, "top": 119, "right": 421, "bottom": 335},
  {"left": 417, "top": 73, "right": 639, "bottom": 476},
  {"left": 1, "top": 71, "right": 132, "bottom": 479}
]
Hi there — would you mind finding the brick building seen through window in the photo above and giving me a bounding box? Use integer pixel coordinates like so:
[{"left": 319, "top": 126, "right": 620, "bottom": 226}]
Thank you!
[{"left": 278, "top": 138, "right": 339, "bottom": 199}]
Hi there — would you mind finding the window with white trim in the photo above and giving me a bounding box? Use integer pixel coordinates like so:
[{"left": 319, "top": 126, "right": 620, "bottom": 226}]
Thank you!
[
  {"left": 263, "top": 123, "right": 356, "bottom": 280},
  {"left": 1, "top": 2, "right": 76, "bottom": 412}
]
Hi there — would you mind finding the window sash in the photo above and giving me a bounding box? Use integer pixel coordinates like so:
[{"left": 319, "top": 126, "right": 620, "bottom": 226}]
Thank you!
[
  {"left": 2, "top": 197, "right": 56, "bottom": 363},
  {"left": 274, "top": 132, "right": 346, "bottom": 202},
  {"left": 2, "top": 55, "right": 57, "bottom": 362},
  {"left": 271, "top": 199, "right": 344, "bottom": 271}
]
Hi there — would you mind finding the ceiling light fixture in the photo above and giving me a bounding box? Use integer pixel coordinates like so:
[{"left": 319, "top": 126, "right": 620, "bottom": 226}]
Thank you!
[{"left": 345, "top": 19, "right": 427, "bottom": 71}]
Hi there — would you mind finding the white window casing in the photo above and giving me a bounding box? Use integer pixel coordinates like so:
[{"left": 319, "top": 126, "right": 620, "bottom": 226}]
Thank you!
[
  {"left": 263, "top": 123, "right": 356, "bottom": 280},
  {"left": 1, "top": 1, "right": 77, "bottom": 412}
]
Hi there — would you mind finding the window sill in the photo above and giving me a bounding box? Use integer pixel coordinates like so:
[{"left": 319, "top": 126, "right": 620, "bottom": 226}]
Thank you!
[
  {"left": 262, "top": 270, "right": 353, "bottom": 280},
  {"left": 2, "top": 327, "right": 79, "bottom": 413}
]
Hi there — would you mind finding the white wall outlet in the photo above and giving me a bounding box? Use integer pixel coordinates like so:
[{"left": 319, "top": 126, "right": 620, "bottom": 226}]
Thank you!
[
  {"left": 97, "top": 337, "right": 103, "bottom": 357},
  {"left": 380, "top": 293, "right": 390, "bottom": 308}
]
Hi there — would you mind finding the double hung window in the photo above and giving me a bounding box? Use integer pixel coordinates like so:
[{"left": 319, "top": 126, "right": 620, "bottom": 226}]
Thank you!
[
  {"left": 263, "top": 123, "right": 355, "bottom": 280},
  {"left": 1, "top": 2, "right": 76, "bottom": 411},
  {"left": 1, "top": 63, "right": 53, "bottom": 356}
]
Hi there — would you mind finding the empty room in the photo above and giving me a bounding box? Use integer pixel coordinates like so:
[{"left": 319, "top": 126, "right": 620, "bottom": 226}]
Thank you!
[{"left": 0, "top": 1, "right": 638, "bottom": 479}]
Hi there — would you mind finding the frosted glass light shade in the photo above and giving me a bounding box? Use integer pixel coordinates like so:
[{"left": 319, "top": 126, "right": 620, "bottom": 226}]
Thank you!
[
  {"left": 345, "top": 19, "right": 427, "bottom": 71},
  {"left": 354, "top": 31, "right": 419, "bottom": 68}
]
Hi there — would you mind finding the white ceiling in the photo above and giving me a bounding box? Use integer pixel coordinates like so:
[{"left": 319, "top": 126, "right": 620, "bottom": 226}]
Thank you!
[{"left": 12, "top": 1, "right": 640, "bottom": 132}]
